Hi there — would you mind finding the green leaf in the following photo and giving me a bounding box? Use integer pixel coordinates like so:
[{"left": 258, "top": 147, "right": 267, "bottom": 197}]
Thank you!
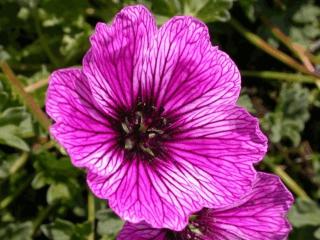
[
  {"left": 183, "top": 0, "right": 210, "bottom": 15},
  {"left": 292, "top": 3, "right": 320, "bottom": 24},
  {"left": 257, "top": 1, "right": 320, "bottom": 47},
  {"left": 40, "top": 0, "right": 89, "bottom": 23},
  {"left": 41, "top": 219, "right": 91, "bottom": 240},
  {"left": 96, "top": 209, "right": 123, "bottom": 237},
  {"left": 31, "top": 172, "right": 48, "bottom": 189},
  {"left": 289, "top": 199, "right": 320, "bottom": 227},
  {"left": 150, "top": 0, "right": 181, "bottom": 17},
  {"left": 315, "top": 228, "right": 320, "bottom": 239},
  {"left": 17, "top": 7, "right": 30, "bottom": 20},
  {"left": 33, "top": 152, "right": 80, "bottom": 180},
  {"left": 32, "top": 152, "right": 83, "bottom": 207},
  {"left": 0, "top": 221, "right": 33, "bottom": 240},
  {"left": 0, "top": 125, "right": 29, "bottom": 151},
  {"left": 237, "top": 94, "right": 256, "bottom": 113},
  {"left": 196, "top": 0, "right": 234, "bottom": 22},
  {"left": 0, "top": 104, "right": 33, "bottom": 151},
  {"left": 47, "top": 183, "right": 71, "bottom": 205},
  {"left": 279, "top": 84, "right": 310, "bottom": 121},
  {"left": 0, "top": 107, "right": 29, "bottom": 125},
  {"left": 262, "top": 83, "right": 310, "bottom": 146},
  {"left": 150, "top": 0, "right": 234, "bottom": 22},
  {"left": 0, "top": 45, "right": 10, "bottom": 61},
  {"left": 239, "top": 0, "right": 256, "bottom": 21},
  {"left": 41, "top": 219, "right": 74, "bottom": 240},
  {"left": 0, "top": 151, "right": 21, "bottom": 179},
  {"left": 18, "top": 115, "right": 33, "bottom": 138},
  {"left": 74, "top": 221, "right": 91, "bottom": 239}
]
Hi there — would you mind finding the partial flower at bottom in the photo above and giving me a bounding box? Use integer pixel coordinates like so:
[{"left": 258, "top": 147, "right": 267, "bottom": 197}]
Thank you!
[{"left": 117, "top": 172, "right": 294, "bottom": 240}]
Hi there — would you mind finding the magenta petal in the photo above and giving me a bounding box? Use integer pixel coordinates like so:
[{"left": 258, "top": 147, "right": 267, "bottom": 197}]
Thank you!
[
  {"left": 141, "top": 16, "right": 240, "bottom": 115},
  {"left": 46, "top": 68, "right": 122, "bottom": 175},
  {"left": 46, "top": 5, "right": 273, "bottom": 234},
  {"left": 87, "top": 160, "right": 202, "bottom": 231},
  {"left": 86, "top": 105, "right": 267, "bottom": 230},
  {"left": 83, "top": 5, "right": 156, "bottom": 115},
  {"left": 117, "top": 221, "right": 166, "bottom": 240},
  {"left": 166, "top": 105, "right": 267, "bottom": 207},
  {"left": 116, "top": 173, "right": 293, "bottom": 240},
  {"left": 204, "top": 172, "right": 294, "bottom": 240}
]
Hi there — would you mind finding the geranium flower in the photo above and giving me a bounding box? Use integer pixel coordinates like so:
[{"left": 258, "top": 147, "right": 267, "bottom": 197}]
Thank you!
[
  {"left": 46, "top": 5, "right": 267, "bottom": 230},
  {"left": 118, "top": 172, "right": 294, "bottom": 240}
]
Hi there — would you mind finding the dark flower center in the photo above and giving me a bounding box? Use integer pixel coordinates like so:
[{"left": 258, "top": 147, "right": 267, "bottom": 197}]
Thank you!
[
  {"left": 166, "top": 214, "right": 205, "bottom": 240},
  {"left": 118, "top": 102, "right": 169, "bottom": 161},
  {"left": 166, "top": 226, "right": 203, "bottom": 240}
]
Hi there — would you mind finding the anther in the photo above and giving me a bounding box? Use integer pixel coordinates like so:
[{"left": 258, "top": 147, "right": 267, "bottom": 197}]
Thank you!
[
  {"left": 139, "top": 143, "right": 155, "bottom": 157},
  {"left": 147, "top": 128, "right": 164, "bottom": 134},
  {"left": 161, "top": 117, "right": 167, "bottom": 125},
  {"left": 135, "top": 111, "right": 143, "bottom": 125},
  {"left": 148, "top": 132, "right": 156, "bottom": 138},
  {"left": 125, "top": 138, "right": 134, "bottom": 150},
  {"left": 121, "top": 121, "right": 130, "bottom": 134},
  {"left": 120, "top": 102, "right": 169, "bottom": 160}
]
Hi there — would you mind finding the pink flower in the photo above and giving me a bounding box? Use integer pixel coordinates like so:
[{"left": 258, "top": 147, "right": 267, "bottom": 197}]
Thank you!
[
  {"left": 46, "top": 5, "right": 267, "bottom": 230},
  {"left": 118, "top": 172, "right": 294, "bottom": 240}
]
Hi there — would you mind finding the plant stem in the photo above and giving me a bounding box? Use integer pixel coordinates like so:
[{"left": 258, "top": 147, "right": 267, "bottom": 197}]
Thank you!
[
  {"left": 24, "top": 78, "right": 49, "bottom": 93},
  {"left": 229, "top": 18, "right": 319, "bottom": 78},
  {"left": 9, "top": 151, "right": 29, "bottom": 175},
  {"left": 32, "top": 140, "right": 56, "bottom": 154},
  {"left": 32, "top": 203, "right": 57, "bottom": 236},
  {"left": 260, "top": 16, "right": 319, "bottom": 68},
  {"left": 88, "top": 191, "right": 95, "bottom": 240},
  {"left": 266, "top": 162, "right": 311, "bottom": 201},
  {"left": 0, "top": 61, "right": 51, "bottom": 131},
  {"left": 241, "top": 70, "right": 319, "bottom": 84}
]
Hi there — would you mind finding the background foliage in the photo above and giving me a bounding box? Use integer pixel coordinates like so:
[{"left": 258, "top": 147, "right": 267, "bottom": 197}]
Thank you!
[{"left": 0, "top": 0, "right": 320, "bottom": 239}]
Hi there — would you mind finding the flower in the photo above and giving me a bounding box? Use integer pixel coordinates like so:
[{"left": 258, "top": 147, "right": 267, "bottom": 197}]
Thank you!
[
  {"left": 46, "top": 5, "right": 267, "bottom": 230},
  {"left": 117, "top": 172, "right": 294, "bottom": 240}
]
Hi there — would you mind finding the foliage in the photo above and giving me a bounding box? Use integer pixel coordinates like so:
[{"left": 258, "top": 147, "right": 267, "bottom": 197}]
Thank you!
[
  {"left": 289, "top": 199, "right": 320, "bottom": 239},
  {"left": 262, "top": 83, "right": 310, "bottom": 147},
  {"left": 0, "top": 0, "right": 319, "bottom": 239},
  {"left": 0, "top": 80, "right": 33, "bottom": 151}
]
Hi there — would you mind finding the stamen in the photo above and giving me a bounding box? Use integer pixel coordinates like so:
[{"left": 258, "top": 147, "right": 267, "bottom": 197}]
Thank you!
[
  {"left": 119, "top": 102, "right": 169, "bottom": 160},
  {"left": 161, "top": 117, "right": 167, "bottom": 125},
  {"left": 147, "top": 128, "right": 164, "bottom": 134},
  {"left": 135, "top": 111, "right": 143, "bottom": 125},
  {"left": 139, "top": 143, "right": 155, "bottom": 157},
  {"left": 148, "top": 132, "right": 156, "bottom": 138},
  {"left": 189, "top": 224, "right": 202, "bottom": 235},
  {"left": 121, "top": 121, "right": 130, "bottom": 134},
  {"left": 125, "top": 138, "right": 134, "bottom": 150}
]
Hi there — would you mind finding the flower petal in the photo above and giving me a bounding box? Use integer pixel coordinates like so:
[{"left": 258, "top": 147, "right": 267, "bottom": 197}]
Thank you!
[
  {"left": 117, "top": 221, "right": 166, "bottom": 240},
  {"left": 165, "top": 105, "right": 267, "bottom": 207},
  {"left": 83, "top": 5, "right": 157, "bottom": 116},
  {"left": 141, "top": 16, "right": 240, "bottom": 116},
  {"left": 46, "top": 68, "right": 122, "bottom": 175},
  {"left": 116, "top": 173, "right": 293, "bottom": 240},
  {"left": 87, "top": 158, "right": 207, "bottom": 231},
  {"left": 87, "top": 105, "right": 267, "bottom": 230},
  {"left": 203, "top": 172, "right": 294, "bottom": 240}
]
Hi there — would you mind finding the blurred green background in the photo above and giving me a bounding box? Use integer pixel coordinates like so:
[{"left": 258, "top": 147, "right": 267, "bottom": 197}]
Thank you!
[{"left": 0, "top": 0, "right": 320, "bottom": 239}]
